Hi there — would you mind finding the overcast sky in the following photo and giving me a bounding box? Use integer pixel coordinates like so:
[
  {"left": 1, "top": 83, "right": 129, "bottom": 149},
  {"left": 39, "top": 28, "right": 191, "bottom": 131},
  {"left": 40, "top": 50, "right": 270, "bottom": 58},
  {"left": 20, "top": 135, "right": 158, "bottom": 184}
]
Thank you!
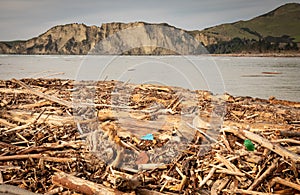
[{"left": 1, "top": 0, "right": 299, "bottom": 41}]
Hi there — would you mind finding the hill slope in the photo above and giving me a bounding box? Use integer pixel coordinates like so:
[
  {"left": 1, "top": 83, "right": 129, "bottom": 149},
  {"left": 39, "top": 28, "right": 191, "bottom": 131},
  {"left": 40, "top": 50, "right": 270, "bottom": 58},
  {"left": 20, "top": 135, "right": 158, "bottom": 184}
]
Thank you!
[
  {"left": 0, "top": 3, "right": 299, "bottom": 54},
  {"left": 191, "top": 3, "right": 300, "bottom": 53}
]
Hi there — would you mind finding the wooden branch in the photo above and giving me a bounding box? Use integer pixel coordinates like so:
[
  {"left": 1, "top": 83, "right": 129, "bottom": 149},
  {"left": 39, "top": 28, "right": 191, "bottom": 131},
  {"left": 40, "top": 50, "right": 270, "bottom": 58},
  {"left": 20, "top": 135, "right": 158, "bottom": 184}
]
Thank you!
[
  {"left": 211, "top": 177, "right": 230, "bottom": 195},
  {"left": 271, "top": 139, "right": 300, "bottom": 145},
  {"left": 215, "top": 153, "right": 243, "bottom": 175},
  {"left": 287, "top": 146, "right": 300, "bottom": 154},
  {"left": 136, "top": 188, "right": 177, "bottom": 195},
  {"left": 199, "top": 167, "right": 216, "bottom": 188},
  {"left": 42, "top": 156, "right": 77, "bottom": 163},
  {"left": 242, "top": 130, "right": 300, "bottom": 162},
  {"left": 5, "top": 123, "right": 31, "bottom": 134},
  {"left": 44, "top": 186, "right": 64, "bottom": 195},
  {"left": 0, "top": 88, "right": 29, "bottom": 94},
  {"left": 221, "top": 131, "right": 234, "bottom": 153},
  {"left": 186, "top": 122, "right": 218, "bottom": 143},
  {"left": 0, "top": 141, "right": 19, "bottom": 150},
  {"left": 0, "top": 154, "right": 76, "bottom": 163},
  {"left": 224, "top": 188, "right": 277, "bottom": 195},
  {"left": 138, "top": 163, "right": 167, "bottom": 171},
  {"left": 0, "top": 154, "right": 42, "bottom": 161},
  {"left": 248, "top": 158, "right": 279, "bottom": 190},
  {"left": 277, "top": 130, "right": 300, "bottom": 137},
  {"left": 52, "top": 171, "right": 133, "bottom": 195},
  {"left": 18, "top": 141, "right": 83, "bottom": 154},
  {"left": 0, "top": 118, "right": 17, "bottom": 128},
  {"left": 288, "top": 121, "right": 300, "bottom": 124},
  {"left": 216, "top": 169, "right": 245, "bottom": 176},
  {"left": 6, "top": 110, "right": 74, "bottom": 127},
  {"left": 12, "top": 100, "right": 51, "bottom": 109},
  {"left": 12, "top": 79, "right": 73, "bottom": 108},
  {"left": 175, "top": 166, "right": 187, "bottom": 191},
  {"left": 271, "top": 177, "right": 300, "bottom": 191}
]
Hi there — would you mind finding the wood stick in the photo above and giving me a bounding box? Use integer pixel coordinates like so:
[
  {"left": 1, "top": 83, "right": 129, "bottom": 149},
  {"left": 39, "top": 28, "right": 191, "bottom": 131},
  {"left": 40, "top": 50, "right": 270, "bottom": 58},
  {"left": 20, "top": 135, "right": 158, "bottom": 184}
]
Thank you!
[
  {"left": 0, "top": 154, "right": 76, "bottom": 163},
  {"left": 215, "top": 153, "right": 243, "bottom": 175},
  {"left": 271, "top": 177, "right": 300, "bottom": 191},
  {"left": 0, "top": 154, "right": 42, "bottom": 161},
  {"left": 15, "top": 132, "right": 29, "bottom": 143},
  {"left": 277, "top": 130, "right": 300, "bottom": 137},
  {"left": 138, "top": 85, "right": 170, "bottom": 92},
  {"left": 42, "top": 156, "right": 77, "bottom": 163},
  {"left": 242, "top": 130, "right": 300, "bottom": 162},
  {"left": 287, "top": 146, "right": 300, "bottom": 154},
  {"left": 14, "top": 100, "right": 51, "bottom": 109},
  {"left": 211, "top": 177, "right": 230, "bottom": 195},
  {"left": 216, "top": 169, "right": 245, "bottom": 176},
  {"left": 224, "top": 189, "right": 278, "bottom": 195},
  {"left": 186, "top": 122, "right": 218, "bottom": 143},
  {"left": 7, "top": 110, "right": 74, "bottom": 127},
  {"left": 0, "top": 171, "right": 3, "bottom": 184},
  {"left": 138, "top": 163, "right": 167, "bottom": 171},
  {"left": 0, "top": 88, "right": 29, "bottom": 94},
  {"left": 245, "top": 113, "right": 259, "bottom": 119},
  {"left": 12, "top": 79, "right": 73, "bottom": 108},
  {"left": 175, "top": 166, "right": 187, "bottom": 191},
  {"left": 0, "top": 141, "right": 19, "bottom": 150},
  {"left": 44, "top": 187, "right": 64, "bottom": 195},
  {"left": 198, "top": 167, "right": 216, "bottom": 188},
  {"left": 18, "top": 141, "right": 83, "bottom": 154},
  {"left": 271, "top": 139, "right": 300, "bottom": 145},
  {"left": 0, "top": 118, "right": 17, "bottom": 128},
  {"left": 136, "top": 188, "right": 178, "bottom": 195},
  {"left": 248, "top": 158, "right": 279, "bottom": 190},
  {"left": 5, "top": 123, "right": 31, "bottom": 134},
  {"left": 216, "top": 177, "right": 231, "bottom": 194},
  {"left": 221, "top": 131, "right": 234, "bottom": 153},
  {"left": 288, "top": 121, "right": 300, "bottom": 124},
  {"left": 52, "top": 171, "right": 133, "bottom": 195}
]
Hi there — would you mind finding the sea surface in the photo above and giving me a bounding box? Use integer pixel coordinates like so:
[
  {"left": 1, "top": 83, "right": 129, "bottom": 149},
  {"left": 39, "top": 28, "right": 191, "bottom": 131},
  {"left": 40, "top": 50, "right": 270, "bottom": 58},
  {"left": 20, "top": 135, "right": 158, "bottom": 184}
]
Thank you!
[{"left": 0, "top": 55, "right": 299, "bottom": 102}]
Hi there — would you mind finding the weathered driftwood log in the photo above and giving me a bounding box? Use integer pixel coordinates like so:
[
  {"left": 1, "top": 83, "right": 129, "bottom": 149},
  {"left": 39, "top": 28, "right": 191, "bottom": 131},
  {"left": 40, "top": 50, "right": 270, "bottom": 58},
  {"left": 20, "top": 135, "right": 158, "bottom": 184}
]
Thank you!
[
  {"left": 12, "top": 79, "right": 73, "bottom": 108},
  {"left": 271, "top": 177, "right": 300, "bottom": 192},
  {"left": 242, "top": 130, "right": 300, "bottom": 163},
  {"left": 52, "top": 172, "right": 134, "bottom": 195}
]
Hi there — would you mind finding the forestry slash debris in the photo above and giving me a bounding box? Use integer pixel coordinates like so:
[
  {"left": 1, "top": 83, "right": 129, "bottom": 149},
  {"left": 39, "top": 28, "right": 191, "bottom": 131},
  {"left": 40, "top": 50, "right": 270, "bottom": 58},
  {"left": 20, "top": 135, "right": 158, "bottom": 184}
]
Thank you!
[{"left": 0, "top": 78, "right": 300, "bottom": 195}]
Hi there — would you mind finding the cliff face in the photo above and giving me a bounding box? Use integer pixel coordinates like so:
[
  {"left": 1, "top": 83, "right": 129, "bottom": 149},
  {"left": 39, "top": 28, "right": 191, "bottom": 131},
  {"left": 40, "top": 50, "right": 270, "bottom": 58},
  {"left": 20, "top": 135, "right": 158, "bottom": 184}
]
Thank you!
[
  {"left": 1, "top": 24, "right": 101, "bottom": 54},
  {"left": 91, "top": 22, "right": 206, "bottom": 55},
  {"left": 0, "top": 22, "right": 206, "bottom": 55}
]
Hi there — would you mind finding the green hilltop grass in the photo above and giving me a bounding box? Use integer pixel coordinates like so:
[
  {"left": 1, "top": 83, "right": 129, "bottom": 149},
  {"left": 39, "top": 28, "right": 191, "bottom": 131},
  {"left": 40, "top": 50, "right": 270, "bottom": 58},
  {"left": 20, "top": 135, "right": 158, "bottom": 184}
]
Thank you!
[{"left": 200, "top": 3, "right": 300, "bottom": 42}]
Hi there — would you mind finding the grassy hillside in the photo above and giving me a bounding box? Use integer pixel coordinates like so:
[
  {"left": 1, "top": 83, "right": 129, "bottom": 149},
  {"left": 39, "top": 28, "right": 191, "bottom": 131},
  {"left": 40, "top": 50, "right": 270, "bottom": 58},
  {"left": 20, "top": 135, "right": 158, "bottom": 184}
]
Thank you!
[
  {"left": 193, "top": 3, "right": 300, "bottom": 53},
  {"left": 200, "top": 3, "right": 300, "bottom": 43}
]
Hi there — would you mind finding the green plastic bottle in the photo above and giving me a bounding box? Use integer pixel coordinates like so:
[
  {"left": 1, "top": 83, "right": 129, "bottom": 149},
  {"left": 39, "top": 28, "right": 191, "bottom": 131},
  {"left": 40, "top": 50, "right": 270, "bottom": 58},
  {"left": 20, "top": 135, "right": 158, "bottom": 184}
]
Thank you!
[{"left": 244, "top": 139, "right": 255, "bottom": 151}]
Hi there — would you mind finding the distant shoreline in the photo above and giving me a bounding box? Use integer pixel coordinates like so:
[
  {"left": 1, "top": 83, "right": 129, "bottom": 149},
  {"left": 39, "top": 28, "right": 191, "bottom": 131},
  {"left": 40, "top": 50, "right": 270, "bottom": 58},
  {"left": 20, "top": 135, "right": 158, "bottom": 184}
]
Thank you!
[
  {"left": 210, "top": 53, "right": 300, "bottom": 57},
  {"left": 1, "top": 53, "right": 300, "bottom": 57}
]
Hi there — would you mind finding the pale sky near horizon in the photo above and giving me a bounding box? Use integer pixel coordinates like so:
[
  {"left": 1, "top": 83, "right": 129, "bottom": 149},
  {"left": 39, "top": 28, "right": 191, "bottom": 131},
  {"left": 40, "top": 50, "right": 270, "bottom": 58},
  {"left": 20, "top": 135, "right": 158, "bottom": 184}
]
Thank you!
[{"left": 1, "top": 0, "right": 299, "bottom": 41}]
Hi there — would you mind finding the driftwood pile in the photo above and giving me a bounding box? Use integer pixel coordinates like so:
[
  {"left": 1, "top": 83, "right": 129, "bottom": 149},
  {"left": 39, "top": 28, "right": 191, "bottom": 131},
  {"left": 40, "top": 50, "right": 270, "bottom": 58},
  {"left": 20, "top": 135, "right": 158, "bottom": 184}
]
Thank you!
[{"left": 0, "top": 78, "right": 300, "bottom": 195}]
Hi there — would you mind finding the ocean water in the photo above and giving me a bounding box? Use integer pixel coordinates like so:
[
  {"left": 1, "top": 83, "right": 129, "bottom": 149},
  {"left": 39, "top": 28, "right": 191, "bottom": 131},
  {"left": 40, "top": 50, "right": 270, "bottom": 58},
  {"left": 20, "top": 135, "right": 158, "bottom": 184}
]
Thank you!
[{"left": 0, "top": 55, "right": 299, "bottom": 102}]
